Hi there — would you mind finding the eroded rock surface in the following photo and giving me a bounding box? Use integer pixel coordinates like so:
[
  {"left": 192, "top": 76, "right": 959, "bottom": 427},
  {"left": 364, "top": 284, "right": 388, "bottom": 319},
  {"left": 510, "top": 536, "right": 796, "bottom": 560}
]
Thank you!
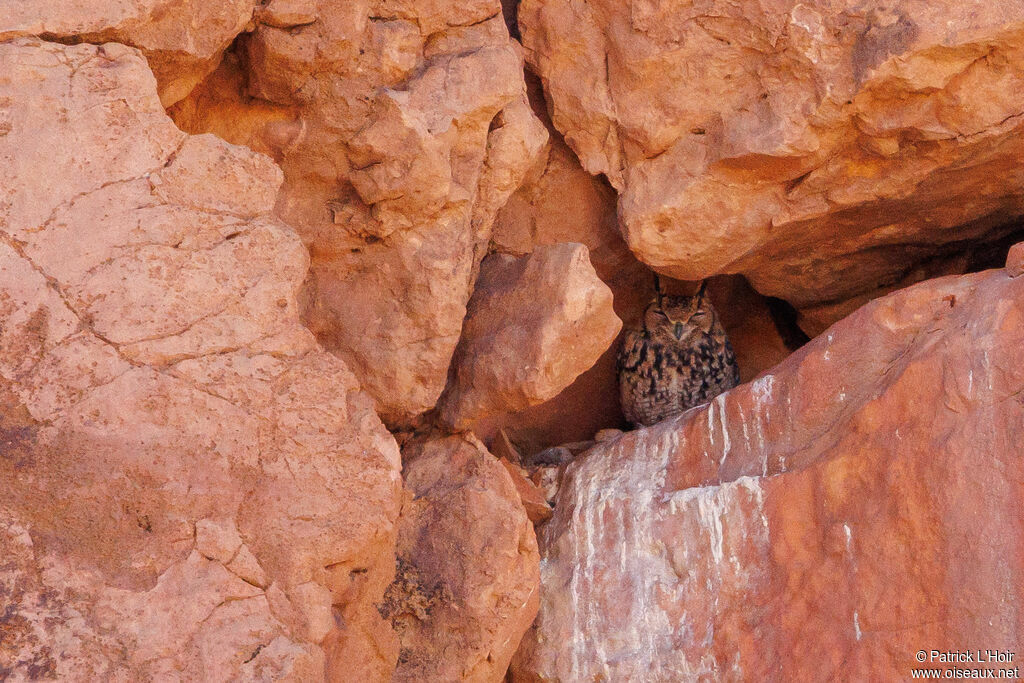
[
  {"left": 386, "top": 435, "right": 540, "bottom": 682},
  {"left": 172, "top": 2, "right": 548, "bottom": 425},
  {"left": 484, "top": 105, "right": 791, "bottom": 453},
  {"left": 483, "top": 126, "right": 654, "bottom": 448},
  {"left": 0, "top": 0, "right": 257, "bottom": 106},
  {"left": 513, "top": 265, "right": 1024, "bottom": 680},
  {"left": 0, "top": 39, "right": 401, "bottom": 680},
  {"left": 439, "top": 243, "right": 621, "bottom": 430},
  {"left": 519, "top": 0, "right": 1024, "bottom": 305}
]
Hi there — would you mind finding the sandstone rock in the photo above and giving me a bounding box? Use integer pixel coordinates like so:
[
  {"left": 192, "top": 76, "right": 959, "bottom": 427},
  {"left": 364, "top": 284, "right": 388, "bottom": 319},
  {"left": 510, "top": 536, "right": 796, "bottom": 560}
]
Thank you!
[
  {"left": 499, "top": 458, "right": 553, "bottom": 525},
  {"left": 385, "top": 435, "right": 540, "bottom": 681},
  {"left": 491, "top": 428, "right": 524, "bottom": 465},
  {"left": 593, "top": 428, "right": 623, "bottom": 443},
  {"left": 519, "top": 0, "right": 1024, "bottom": 306},
  {"left": 513, "top": 265, "right": 1024, "bottom": 680},
  {"left": 0, "top": 40, "right": 401, "bottom": 680},
  {"left": 484, "top": 108, "right": 789, "bottom": 451},
  {"left": 481, "top": 127, "right": 653, "bottom": 449},
  {"left": 796, "top": 231, "right": 1024, "bottom": 336},
  {"left": 1005, "top": 241, "right": 1024, "bottom": 277},
  {"left": 173, "top": 6, "right": 547, "bottom": 426},
  {"left": 259, "top": 0, "right": 318, "bottom": 29},
  {"left": 712, "top": 276, "right": 797, "bottom": 380},
  {"left": 0, "top": 0, "right": 257, "bottom": 106},
  {"left": 438, "top": 243, "right": 621, "bottom": 429}
]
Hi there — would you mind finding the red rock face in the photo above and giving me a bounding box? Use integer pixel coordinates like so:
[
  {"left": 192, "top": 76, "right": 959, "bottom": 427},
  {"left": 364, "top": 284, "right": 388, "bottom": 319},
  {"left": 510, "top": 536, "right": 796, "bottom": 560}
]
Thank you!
[
  {"left": 513, "top": 265, "right": 1024, "bottom": 680},
  {"left": 389, "top": 435, "right": 540, "bottom": 682},
  {"left": 171, "top": 2, "right": 548, "bottom": 426},
  {"left": 438, "top": 243, "right": 621, "bottom": 430},
  {"left": 0, "top": 40, "right": 402, "bottom": 680},
  {"left": 0, "top": 0, "right": 259, "bottom": 106},
  {"left": 519, "top": 0, "right": 1024, "bottom": 306},
  {"left": 5, "top": 0, "right": 1024, "bottom": 680}
]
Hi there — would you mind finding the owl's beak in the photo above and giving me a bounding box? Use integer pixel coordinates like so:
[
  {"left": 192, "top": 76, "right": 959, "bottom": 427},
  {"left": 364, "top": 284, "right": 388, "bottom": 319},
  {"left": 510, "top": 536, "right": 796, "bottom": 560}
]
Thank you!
[{"left": 674, "top": 322, "right": 684, "bottom": 339}]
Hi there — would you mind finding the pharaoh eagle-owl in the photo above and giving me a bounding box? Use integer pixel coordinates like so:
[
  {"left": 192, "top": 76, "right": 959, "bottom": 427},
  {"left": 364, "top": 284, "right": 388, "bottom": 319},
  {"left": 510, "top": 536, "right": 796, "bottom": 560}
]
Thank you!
[{"left": 617, "top": 281, "right": 740, "bottom": 427}]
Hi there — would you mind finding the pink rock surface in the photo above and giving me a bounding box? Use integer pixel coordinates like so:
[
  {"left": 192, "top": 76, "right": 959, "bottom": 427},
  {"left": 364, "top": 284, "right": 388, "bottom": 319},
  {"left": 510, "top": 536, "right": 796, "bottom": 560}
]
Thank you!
[
  {"left": 483, "top": 122, "right": 654, "bottom": 449},
  {"left": 1006, "top": 241, "right": 1024, "bottom": 277},
  {"left": 0, "top": 39, "right": 401, "bottom": 679},
  {"left": 499, "top": 457, "right": 554, "bottom": 525},
  {"left": 519, "top": 0, "right": 1024, "bottom": 305},
  {"left": 513, "top": 266, "right": 1024, "bottom": 680},
  {"left": 0, "top": 0, "right": 258, "bottom": 106},
  {"left": 386, "top": 435, "right": 540, "bottom": 682},
  {"left": 173, "top": 4, "right": 548, "bottom": 426},
  {"left": 438, "top": 243, "right": 621, "bottom": 430},
  {"left": 483, "top": 120, "right": 790, "bottom": 451}
]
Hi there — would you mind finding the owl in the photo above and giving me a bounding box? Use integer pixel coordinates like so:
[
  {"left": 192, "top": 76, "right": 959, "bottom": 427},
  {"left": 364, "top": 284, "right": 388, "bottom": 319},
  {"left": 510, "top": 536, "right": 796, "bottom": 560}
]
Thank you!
[{"left": 617, "top": 282, "right": 740, "bottom": 427}]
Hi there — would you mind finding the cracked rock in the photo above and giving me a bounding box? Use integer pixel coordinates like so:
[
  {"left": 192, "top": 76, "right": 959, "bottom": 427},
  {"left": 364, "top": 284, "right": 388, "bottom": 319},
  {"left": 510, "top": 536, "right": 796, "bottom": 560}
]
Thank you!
[
  {"left": 519, "top": 0, "right": 1024, "bottom": 307},
  {"left": 170, "top": 1, "right": 548, "bottom": 426},
  {"left": 513, "top": 265, "right": 1024, "bottom": 680},
  {"left": 0, "top": 39, "right": 402, "bottom": 680}
]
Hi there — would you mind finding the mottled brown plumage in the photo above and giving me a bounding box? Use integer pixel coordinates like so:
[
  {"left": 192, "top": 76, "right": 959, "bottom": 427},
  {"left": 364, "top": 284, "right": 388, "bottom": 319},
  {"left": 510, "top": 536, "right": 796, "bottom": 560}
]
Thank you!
[{"left": 617, "top": 283, "right": 739, "bottom": 427}]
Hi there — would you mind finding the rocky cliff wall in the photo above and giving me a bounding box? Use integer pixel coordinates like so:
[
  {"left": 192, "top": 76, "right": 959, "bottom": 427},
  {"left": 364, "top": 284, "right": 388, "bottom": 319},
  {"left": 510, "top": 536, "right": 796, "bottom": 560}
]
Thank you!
[{"left": 1, "top": 1, "right": 1022, "bottom": 680}]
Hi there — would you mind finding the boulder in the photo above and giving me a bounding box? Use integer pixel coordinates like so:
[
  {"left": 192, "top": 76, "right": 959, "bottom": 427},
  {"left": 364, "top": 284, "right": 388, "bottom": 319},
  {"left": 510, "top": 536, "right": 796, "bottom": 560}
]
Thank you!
[
  {"left": 491, "top": 121, "right": 655, "bottom": 442},
  {"left": 485, "top": 102, "right": 790, "bottom": 452},
  {"left": 438, "top": 243, "right": 621, "bottom": 429},
  {"left": 513, "top": 265, "right": 1024, "bottom": 680},
  {"left": 172, "top": 4, "right": 548, "bottom": 426},
  {"left": 0, "top": 0, "right": 258, "bottom": 106},
  {"left": 384, "top": 435, "right": 540, "bottom": 682},
  {"left": 1007, "top": 241, "right": 1024, "bottom": 277},
  {"left": 519, "top": 0, "right": 1024, "bottom": 305},
  {"left": 0, "top": 40, "right": 402, "bottom": 680}
]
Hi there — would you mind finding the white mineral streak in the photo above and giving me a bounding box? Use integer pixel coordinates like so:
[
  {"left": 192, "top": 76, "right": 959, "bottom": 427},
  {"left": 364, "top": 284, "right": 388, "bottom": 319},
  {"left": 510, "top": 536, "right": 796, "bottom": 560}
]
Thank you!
[
  {"left": 714, "top": 392, "right": 731, "bottom": 467},
  {"left": 982, "top": 349, "right": 995, "bottom": 391},
  {"left": 550, "top": 416, "right": 773, "bottom": 681},
  {"left": 749, "top": 374, "right": 775, "bottom": 475}
]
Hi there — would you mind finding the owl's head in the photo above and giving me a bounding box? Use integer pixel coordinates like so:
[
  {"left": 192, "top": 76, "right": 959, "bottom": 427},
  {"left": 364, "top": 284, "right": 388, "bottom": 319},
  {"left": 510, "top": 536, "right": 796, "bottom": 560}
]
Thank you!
[{"left": 643, "top": 282, "right": 720, "bottom": 344}]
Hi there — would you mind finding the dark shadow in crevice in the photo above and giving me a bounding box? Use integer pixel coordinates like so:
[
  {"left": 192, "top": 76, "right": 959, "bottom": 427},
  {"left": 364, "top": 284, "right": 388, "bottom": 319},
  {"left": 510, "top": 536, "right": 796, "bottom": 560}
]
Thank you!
[
  {"left": 500, "top": 0, "right": 521, "bottom": 41},
  {"left": 765, "top": 297, "right": 811, "bottom": 351}
]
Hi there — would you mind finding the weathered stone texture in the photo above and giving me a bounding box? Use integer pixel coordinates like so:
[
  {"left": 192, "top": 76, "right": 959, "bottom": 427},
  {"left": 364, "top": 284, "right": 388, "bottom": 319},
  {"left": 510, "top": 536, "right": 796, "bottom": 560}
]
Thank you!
[
  {"left": 514, "top": 265, "right": 1024, "bottom": 680},
  {"left": 520, "top": 0, "right": 1024, "bottom": 306},
  {"left": 439, "top": 243, "right": 621, "bottom": 430},
  {"left": 172, "top": 2, "right": 548, "bottom": 425},
  {"left": 388, "top": 435, "right": 540, "bottom": 682},
  {"left": 0, "top": 0, "right": 258, "bottom": 106},
  {"left": 0, "top": 39, "right": 402, "bottom": 680}
]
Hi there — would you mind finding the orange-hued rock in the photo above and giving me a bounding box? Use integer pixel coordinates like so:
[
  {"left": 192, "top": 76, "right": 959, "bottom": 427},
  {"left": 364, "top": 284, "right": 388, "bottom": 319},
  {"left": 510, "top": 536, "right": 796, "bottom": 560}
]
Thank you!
[
  {"left": 0, "top": 40, "right": 401, "bottom": 680},
  {"left": 499, "top": 458, "right": 553, "bottom": 524},
  {"left": 386, "top": 435, "right": 540, "bottom": 681},
  {"left": 519, "top": 0, "right": 1024, "bottom": 305},
  {"left": 711, "top": 276, "right": 795, "bottom": 382},
  {"left": 481, "top": 126, "right": 654, "bottom": 448},
  {"left": 438, "top": 243, "right": 621, "bottom": 429},
  {"left": 172, "top": 4, "right": 548, "bottom": 426},
  {"left": 0, "top": 0, "right": 257, "bottom": 106},
  {"left": 484, "top": 113, "right": 790, "bottom": 451},
  {"left": 513, "top": 266, "right": 1024, "bottom": 680},
  {"left": 1006, "top": 241, "right": 1024, "bottom": 277}
]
